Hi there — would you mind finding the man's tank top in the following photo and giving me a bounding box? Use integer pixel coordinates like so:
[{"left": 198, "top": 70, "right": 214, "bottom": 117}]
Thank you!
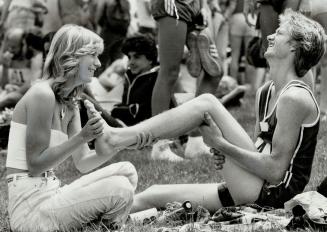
[{"left": 255, "top": 80, "right": 320, "bottom": 193}]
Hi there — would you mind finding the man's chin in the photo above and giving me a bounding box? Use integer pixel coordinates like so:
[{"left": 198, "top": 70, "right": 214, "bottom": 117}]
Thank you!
[{"left": 264, "top": 50, "right": 271, "bottom": 59}]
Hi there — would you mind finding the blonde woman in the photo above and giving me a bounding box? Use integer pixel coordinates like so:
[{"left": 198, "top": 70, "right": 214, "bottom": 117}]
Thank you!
[{"left": 6, "top": 24, "right": 137, "bottom": 232}]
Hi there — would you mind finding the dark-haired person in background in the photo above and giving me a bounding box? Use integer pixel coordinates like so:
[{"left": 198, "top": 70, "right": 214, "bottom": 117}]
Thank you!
[{"left": 110, "top": 34, "right": 159, "bottom": 126}]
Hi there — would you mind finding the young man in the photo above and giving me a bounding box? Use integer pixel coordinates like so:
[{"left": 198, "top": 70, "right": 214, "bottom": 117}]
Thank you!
[
  {"left": 86, "top": 9, "right": 325, "bottom": 212},
  {"left": 110, "top": 35, "right": 159, "bottom": 126}
]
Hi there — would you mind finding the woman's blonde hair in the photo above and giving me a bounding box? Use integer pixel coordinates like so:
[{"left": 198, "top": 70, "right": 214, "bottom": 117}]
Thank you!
[{"left": 43, "top": 24, "right": 103, "bottom": 108}]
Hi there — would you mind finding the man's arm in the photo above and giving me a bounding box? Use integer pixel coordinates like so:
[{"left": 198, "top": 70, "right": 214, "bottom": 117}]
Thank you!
[{"left": 203, "top": 88, "right": 312, "bottom": 184}]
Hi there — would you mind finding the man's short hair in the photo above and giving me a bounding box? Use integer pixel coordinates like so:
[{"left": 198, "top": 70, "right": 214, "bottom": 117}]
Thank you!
[
  {"left": 280, "top": 9, "right": 326, "bottom": 77},
  {"left": 121, "top": 34, "right": 158, "bottom": 65}
]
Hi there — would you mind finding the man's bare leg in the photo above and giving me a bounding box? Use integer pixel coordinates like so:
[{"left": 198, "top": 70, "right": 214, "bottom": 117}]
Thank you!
[{"left": 93, "top": 94, "right": 263, "bottom": 211}]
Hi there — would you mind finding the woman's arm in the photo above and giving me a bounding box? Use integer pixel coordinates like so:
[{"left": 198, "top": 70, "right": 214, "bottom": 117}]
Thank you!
[
  {"left": 69, "top": 106, "right": 119, "bottom": 173},
  {"left": 25, "top": 87, "right": 103, "bottom": 175}
]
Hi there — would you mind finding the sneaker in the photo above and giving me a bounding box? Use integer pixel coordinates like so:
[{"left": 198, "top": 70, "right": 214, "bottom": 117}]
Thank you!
[
  {"left": 186, "top": 31, "right": 202, "bottom": 77},
  {"left": 150, "top": 140, "right": 184, "bottom": 162},
  {"left": 197, "top": 30, "right": 223, "bottom": 77},
  {"left": 184, "top": 136, "right": 211, "bottom": 159}
]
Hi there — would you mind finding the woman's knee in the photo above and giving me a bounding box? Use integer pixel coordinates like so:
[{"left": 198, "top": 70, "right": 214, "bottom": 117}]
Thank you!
[
  {"left": 116, "top": 161, "right": 138, "bottom": 190},
  {"left": 107, "top": 176, "right": 135, "bottom": 200}
]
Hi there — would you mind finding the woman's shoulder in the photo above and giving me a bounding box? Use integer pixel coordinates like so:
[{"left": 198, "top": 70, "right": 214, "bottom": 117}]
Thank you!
[
  {"left": 26, "top": 80, "right": 55, "bottom": 98},
  {"left": 23, "top": 81, "right": 56, "bottom": 107}
]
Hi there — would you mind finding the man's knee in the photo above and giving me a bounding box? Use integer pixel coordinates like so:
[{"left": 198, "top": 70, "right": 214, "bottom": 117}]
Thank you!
[{"left": 198, "top": 93, "right": 220, "bottom": 106}]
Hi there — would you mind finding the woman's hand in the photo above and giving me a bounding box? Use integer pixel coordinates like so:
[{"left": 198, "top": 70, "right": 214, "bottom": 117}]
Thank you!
[
  {"left": 79, "top": 116, "right": 104, "bottom": 143},
  {"left": 80, "top": 100, "right": 104, "bottom": 143}
]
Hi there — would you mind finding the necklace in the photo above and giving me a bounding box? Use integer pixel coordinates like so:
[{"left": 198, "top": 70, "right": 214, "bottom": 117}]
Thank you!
[{"left": 60, "top": 104, "right": 67, "bottom": 120}]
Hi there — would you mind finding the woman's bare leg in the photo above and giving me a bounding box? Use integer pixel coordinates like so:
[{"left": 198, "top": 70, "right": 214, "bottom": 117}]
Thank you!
[{"left": 101, "top": 94, "right": 263, "bottom": 211}]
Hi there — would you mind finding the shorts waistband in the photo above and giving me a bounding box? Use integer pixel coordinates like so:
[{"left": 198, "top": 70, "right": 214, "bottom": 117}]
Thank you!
[{"left": 6, "top": 170, "right": 55, "bottom": 184}]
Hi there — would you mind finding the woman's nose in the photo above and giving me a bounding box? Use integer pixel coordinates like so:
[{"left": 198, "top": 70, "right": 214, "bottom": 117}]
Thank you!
[{"left": 94, "top": 57, "right": 101, "bottom": 68}]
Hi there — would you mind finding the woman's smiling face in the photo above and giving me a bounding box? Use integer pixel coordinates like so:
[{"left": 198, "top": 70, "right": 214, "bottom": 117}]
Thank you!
[{"left": 78, "top": 53, "right": 101, "bottom": 83}]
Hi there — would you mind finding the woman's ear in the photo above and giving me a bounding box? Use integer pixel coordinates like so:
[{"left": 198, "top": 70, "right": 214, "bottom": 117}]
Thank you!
[{"left": 289, "top": 40, "right": 296, "bottom": 52}]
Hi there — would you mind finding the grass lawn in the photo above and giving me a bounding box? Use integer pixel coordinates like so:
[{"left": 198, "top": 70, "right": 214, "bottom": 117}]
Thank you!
[{"left": 0, "top": 93, "right": 326, "bottom": 231}]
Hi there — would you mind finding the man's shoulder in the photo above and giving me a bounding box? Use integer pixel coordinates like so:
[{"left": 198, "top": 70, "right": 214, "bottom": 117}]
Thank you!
[{"left": 278, "top": 86, "right": 316, "bottom": 121}]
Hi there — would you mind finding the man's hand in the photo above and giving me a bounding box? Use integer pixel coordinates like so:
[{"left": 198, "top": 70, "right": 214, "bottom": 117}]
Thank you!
[
  {"left": 210, "top": 148, "right": 225, "bottom": 170},
  {"left": 199, "top": 112, "right": 224, "bottom": 148}
]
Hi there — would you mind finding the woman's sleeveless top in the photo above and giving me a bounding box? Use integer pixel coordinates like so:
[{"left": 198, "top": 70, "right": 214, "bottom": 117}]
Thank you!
[{"left": 6, "top": 121, "right": 68, "bottom": 170}]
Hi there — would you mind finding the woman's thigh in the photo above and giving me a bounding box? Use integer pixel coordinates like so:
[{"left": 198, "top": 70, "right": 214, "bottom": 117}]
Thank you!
[
  {"left": 66, "top": 161, "right": 138, "bottom": 190},
  {"left": 41, "top": 175, "right": 134, "bottom": 231}
]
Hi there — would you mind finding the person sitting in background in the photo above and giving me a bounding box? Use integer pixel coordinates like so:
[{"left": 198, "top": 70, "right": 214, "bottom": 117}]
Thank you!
[
  {"left": 0, "top": 27, "right": 43, "bottom": 111},
  {"left": 110, "top": 34, "right": 159, "bottom": 126},
  {"left": 6, "top": 24, "right": 137, "bottom": 232},
  {"left": 0, "top": 0, "right": 47, "bottom": 36}
]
